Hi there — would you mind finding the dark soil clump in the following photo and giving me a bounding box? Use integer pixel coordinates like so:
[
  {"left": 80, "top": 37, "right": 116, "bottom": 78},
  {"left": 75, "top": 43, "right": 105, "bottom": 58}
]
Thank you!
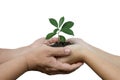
[{"left": 51, "top": 42, "right": 71, "bottom": 47}]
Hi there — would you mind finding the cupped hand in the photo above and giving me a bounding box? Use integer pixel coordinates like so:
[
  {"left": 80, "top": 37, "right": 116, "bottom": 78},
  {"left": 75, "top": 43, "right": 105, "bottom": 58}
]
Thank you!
[
  {"left": 22, "top": 38, "right": 82, "bottom": 75},
  {"left": 58, "top": 38, "right": 91, "bottom": 64}
]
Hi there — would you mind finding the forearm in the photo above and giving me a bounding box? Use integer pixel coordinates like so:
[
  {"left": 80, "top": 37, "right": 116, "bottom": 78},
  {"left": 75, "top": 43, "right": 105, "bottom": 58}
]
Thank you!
[
  {"left": 58, "top": 38, "right": 120, "bottom": 79},
  {"left": 83, "top": 45, "right": 120, "bottom": 80},
  {"left": 58, "top": 43, "right": 120, "bottom": 79},
  {"left": 0, "top": 48, "right": 15, "bottom": 64},
  {"left": 0, "top": 56, "right": 28, "bottom": 80},
  {"left": 0, "top": 46, "right": 29, "bottom": 64},
  {"left": 89, "top": 45, "right": 120, "bottom": 67}
]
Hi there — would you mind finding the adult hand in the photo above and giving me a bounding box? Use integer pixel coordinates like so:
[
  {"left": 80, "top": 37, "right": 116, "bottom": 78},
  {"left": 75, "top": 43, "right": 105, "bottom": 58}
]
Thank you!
[
  {"left": 59, "top": 38, "right": 120, "bottom": 80},
  {"left": 58, "top": 38, "right": 91, "bottom": 64},
  {"left": 22, "top": 38, "right": 82, "bottom": 75}
]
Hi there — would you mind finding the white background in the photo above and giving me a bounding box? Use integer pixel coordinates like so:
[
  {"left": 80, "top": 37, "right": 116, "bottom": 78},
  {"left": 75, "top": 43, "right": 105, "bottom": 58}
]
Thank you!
[{"left": 0, "top": 0, "right": 120, "bottom": 80}]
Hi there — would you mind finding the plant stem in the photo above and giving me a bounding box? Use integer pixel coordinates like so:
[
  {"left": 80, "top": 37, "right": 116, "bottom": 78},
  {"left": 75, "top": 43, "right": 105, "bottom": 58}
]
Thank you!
[{"left": 58, "top": 29, "right": 60, "bottom": 42}]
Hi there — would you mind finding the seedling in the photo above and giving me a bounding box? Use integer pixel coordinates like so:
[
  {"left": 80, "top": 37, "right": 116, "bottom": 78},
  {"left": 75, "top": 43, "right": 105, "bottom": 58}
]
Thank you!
[{"left": 46, "top": 16, "right": 74, "bottom": 43}]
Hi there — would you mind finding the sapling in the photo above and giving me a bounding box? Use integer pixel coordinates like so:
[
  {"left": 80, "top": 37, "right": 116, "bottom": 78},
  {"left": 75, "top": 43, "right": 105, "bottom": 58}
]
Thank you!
[{"left": 46, "top": 16, "right": 74, "bottom": 47}]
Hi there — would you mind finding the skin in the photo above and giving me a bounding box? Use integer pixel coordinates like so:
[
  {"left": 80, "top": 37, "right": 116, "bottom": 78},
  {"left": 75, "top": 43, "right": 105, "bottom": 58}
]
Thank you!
[
  {"left": 0, "top": 38, "right": 82, "bottom": 80},
  {"left": 1, "top": 38, "right": 119, "bottom": 80},
  {"left": 58, "top": 38, "right": 120, "bottom": 80}
]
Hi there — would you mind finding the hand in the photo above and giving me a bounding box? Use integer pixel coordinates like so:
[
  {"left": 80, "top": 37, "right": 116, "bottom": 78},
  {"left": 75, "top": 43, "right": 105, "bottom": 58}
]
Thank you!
[
  {"left": 58, "top": 38, "right": 91, "bottom": 64},
  {"left": 22, "top": 38, "right": 82, "bottom": 75}
]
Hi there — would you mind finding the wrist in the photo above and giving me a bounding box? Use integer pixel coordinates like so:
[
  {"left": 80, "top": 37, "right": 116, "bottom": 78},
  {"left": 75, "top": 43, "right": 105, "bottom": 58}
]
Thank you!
[
  {"left": 13, "top": 45, "right": 31, "bottom": 57},
  {"left": 17, "top": 56, "right": 29, "bottom": 71},
  {"left": 14, "top": 46, "right": 34, "bottom": 70},
  {"left": 76, "top": 44, "right": 96, "bottom": 62},
  {"left": 80, "top": 44, "right": 98, "bottom": 62}
]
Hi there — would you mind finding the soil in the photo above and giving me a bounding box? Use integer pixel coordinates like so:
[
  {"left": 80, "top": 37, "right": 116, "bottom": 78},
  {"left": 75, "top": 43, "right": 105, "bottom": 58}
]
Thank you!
[{"left": 50, "top": 42, "right": 72, "bottom": 47}]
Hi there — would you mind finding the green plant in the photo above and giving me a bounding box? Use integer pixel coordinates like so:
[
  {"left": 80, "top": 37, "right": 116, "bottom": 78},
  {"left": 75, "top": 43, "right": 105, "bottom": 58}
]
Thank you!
[{"left": 46, "top": 16, "right": 74, "bottom": 42}]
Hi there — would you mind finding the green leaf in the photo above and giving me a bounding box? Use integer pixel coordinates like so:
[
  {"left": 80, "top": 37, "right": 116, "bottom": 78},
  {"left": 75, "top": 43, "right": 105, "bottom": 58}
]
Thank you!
[
  {"left": 59, "top": 16, "right": 64, "bottom": 27},
  {"left": 46, "top": 32, "right": 56, "bottom": 39},
  {"left": 53, "top": 29, "right": 59, "bottom": 33},
  {"left": 49, "top": 18, "right": 58, "bottom": 27},
  {"left": 59, "top": 35, "right": 66, "bottom": 42},
  {"left": 62, "top": 21, "right": 74, "bottom": 29},
  {"left": 61, "top": 28, "right": 74, "bottom": 35}
]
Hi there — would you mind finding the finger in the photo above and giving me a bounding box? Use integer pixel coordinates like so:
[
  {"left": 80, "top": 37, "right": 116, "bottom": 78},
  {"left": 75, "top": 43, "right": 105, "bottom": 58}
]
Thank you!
[
  {"left": 35, "top": 37, "right": 46, "bottom": 44},
  {"left": 67, "top": 38, "right": 77, "bottom": 44},
  {"left": 48, "top": 38, "right": 59, "bottom": 44},
  {"left": 52, "top": 61, "right": 83, "bottom": 72},
  {"left": 44, "top": 38, "right": 59, "bottom": 46},
  {"left": 67, "top": 38, "right": 84, "bottom": 44},
  {"left": 46, "top": 62, "right": 83, "bottom": 75},
  {"left": 64, "top": 62, "right": 83, "bottom": 71},
  {"left": 44, "top": 68, "right": 72, "bottom": 75},
  {"left": 31, "top": 38, "right": 46, "bottom": 47},
  {"left": 46, "top": 70, "right": 70, "bottom": 75},
  {"left": 68, "top": 62, "right": 84, "bottom": 71},
  {"left": 66, "top": 38, "right": 74, "bottom": 43},
  {"left": 43, "top": 67, "right": 69, "bottom": 75},
  {"left": 50, "top": 47, "right": 71, "bottom": 57}
]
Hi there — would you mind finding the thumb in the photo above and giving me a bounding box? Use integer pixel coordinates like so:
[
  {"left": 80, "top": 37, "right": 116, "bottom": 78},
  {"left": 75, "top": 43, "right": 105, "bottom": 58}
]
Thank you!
[{"left": 50, "top": 47, "right": 71, "bottom": 57}]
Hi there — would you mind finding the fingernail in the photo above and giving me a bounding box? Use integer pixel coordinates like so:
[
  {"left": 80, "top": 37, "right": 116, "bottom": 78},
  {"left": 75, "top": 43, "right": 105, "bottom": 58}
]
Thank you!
[{"left": 65, "top": 49, "right": 70, "bottom": 54}]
